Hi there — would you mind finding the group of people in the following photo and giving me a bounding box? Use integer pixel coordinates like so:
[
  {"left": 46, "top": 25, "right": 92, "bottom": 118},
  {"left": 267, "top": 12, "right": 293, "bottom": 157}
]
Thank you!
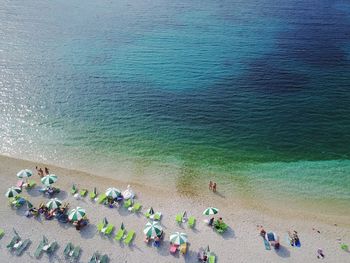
[
  {"left": 144, "top": 230, "right": 163, "bottom": 247},
  {"left": 208, "top": 181, "right": 217, "bottom": 192},
  {"left": 35, "top": 166, "right": 50, "bottom": 178},
  {"left": 208, "top": 216, "right": 223, "bottom": 227}
]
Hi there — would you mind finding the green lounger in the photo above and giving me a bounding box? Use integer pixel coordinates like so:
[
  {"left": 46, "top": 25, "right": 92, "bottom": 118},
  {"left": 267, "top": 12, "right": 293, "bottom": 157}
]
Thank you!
[
  {"left": 123, "top": 199, "right": 132, "bottom": 208},
  {"left": 100, "top": 254, "right": 109, "bottom": 263},
  {"left": 114, "top": 229, "right": 125, "bottom": 241},
  {"left": 123, "top": 230, "right": 135, "bottom": 245},
  {"left": 176, "top": 214, "right": 182, "bottom": 224},
  {"left": 98, "top": 193, "right": 107, "bottom": 204},
  {"left": 0, "top": 228, "right": 4, "bottom": 239},
  {"left": 72, "top": 245, "right": 81, "bottom": 259},
  {"left": 97, "top": 222, "right": 105, "bottom": 232},
  {"left": 7, "top": 236, "right": 20, "bottom": 249},
  {"left": 89, "top": 252, "right": 99, "bottom": 263},
  {"left": 71, "top": 184, "right": 77, "bottom": 195},
  {"left": 209, "top": 255, "right": 216, "bottom": 263},
  {"left": 105, "top": 224, "right": 114, "bottom": 235},
  {"left": 80, "top": 189, "right": 88, "bottom": 197},
  {"left": 15, "top": 239, "right": 31, "bottom": 256},
  {"left": 64, "top": 242, "right": 73, "bottom": 256},
  {"left": 26, "top": 180, "right": 36, "bottom": 189},
  {"left": 188, "top": 216, "right": 196, "bottom": 228},
  {"left": 47, "top": 241, "right": 58, "bottom": 254},
  {"left": 154, "top": 212, "right": 161, "bottom": 221},
  {"left": 131, "top": 203, "right": 142, "bottom": 212},
  {"left": 90, "top": 190, "right": 97, "bottom": 200},
  {"left": 34, "top": 239, "right": 46, "bottom": 258}
]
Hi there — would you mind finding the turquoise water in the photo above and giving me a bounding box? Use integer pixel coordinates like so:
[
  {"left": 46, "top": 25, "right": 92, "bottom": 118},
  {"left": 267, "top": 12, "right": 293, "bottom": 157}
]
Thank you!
[{"left": 1, "top": 0, "right": 350, "bottom": 212}]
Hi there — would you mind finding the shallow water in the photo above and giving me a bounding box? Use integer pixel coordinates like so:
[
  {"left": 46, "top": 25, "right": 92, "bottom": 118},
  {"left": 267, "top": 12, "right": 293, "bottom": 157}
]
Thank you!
[{"left": 1, "top": 0, "right": 350, "bottom": 214}]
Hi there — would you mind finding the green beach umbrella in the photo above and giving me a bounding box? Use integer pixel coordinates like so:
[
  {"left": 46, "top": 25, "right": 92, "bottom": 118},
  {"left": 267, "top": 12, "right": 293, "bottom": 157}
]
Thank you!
[
  {"left": 41, "top": 174, "right": 58, "bottom": 186},
  {"left": 68, "top": 207, "right": 86, "bottom": 221},
  {"left": 105, "top": 187, "right": 121, "bottom": 199},
  {"left": 203, "top": 207, "right": 219, "bottom": 215},
  {"left": 147, "top": 207, "right": 155, "bottom": 215},
  {"left": 27, "top": 201, "right": 34, "bottom": 209},
  {"left": 5, "top": 187, "right": 22, "bottom": 198},
  {"left": 46, "top": 198, "right": 62, "bottom": 210},
  {"left": 169, "top": 232, "right": 188, "bottom": 245},
  {"left": 17, "top": 169, "right": 33, "bottom": 179},
  {"left": 144, "top": 221, "right": 163, "bottom": 238}
]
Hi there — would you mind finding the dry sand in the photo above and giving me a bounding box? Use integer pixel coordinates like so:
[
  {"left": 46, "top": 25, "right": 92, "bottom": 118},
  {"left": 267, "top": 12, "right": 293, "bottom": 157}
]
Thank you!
[{"left": 0, "top": 154, "right": 349, "bottom": 263}]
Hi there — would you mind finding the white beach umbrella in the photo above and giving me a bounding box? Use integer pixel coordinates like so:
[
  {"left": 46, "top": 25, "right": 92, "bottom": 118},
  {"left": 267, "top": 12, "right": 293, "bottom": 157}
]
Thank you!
[
  {"left": 5, "top": 187, "right": 22, "bottom": 198},
  {"left": 46, "top": 198, "right": 62, "bottom": 210},
  {"left": 105, "top": 187, "right": 121, "bottom": 199},
  {"left": 17, "top": 169, "right": 33, "bottom": 179},
  {"left": 41, "top": 174, "right": 58, "bottom": 186},
  {"left": 144, "top": 221, "right": 163, "bottom": 238},
  {"left": 68, "top": 207, "right": 86, "bottom": 221},
  {"left": 169, "top": 232, "right": 188, "bottom": 245},
  {"left": 203, "top": 207, "right": 219, "bottom": 215}
]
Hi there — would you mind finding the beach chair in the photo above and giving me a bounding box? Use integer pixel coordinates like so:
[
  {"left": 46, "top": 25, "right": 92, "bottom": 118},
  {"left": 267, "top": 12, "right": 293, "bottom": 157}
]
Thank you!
[
  {"left": 175, "top": 214, "right": 182, "bottom": 224},
  {"left": 90, "top": 188, "right": 97, "bottom": 200},
  {"left": 46, "top": 241, "right": 58, "bottom": 254},
  {"left": 188, "top": 216, "right": 196, "bottom": 228},
  {"left": 180, "top": 243, "right": 187, "bottom": 255},
  {"left": 26, "top": 180, "right": 36, "bottom": 189},
  {"left": 97, "top": 222, "right": 105, "bottom": 232},
  {"left": 100, "top": 254, "right": 109, "bottom": 263},
  {"left": 80, "top": 189, "right": 88, "bottom": 197},
  {"left": 209, "top": 254, "right": 216, "bottom": 263},
  {"left": 71, "top": 184, "right": 77, "bottom": 195},
  {"left": 169, "top": 244, "right": 178, "bottom": 254},
  {"left": 72, "top": 245, "right": 81, "bottom": 259},
  {"left": 0, "top": 228, "right": 4, "bottom": 239},
  {"left": 130, "top": 202, "right": 142, "bottom": 212},
  {"left": 104, "top": 224, "right": 114, "bottom": 235},
  {"left": 123, "top": 199, "right": 132, "bottom": 209},
  {"left": 15, "top": 239, "right": 31, "bottom": 256},
  {"left": 89, "top": 252, "right": 99, "bottom": 263},
  {"left": 153, "top": 212, "right": 162, "bottom": 221},
  {"left": 64, "top": 242, "right": 73, "bottom": 256},
  {"left": 114, "top": 228, "right": 125, "bottom": 241},
  {"left": 123, "top": 230, "right": 135, "bottom": 245},
  {"left": 98, "top": 193, "right": 107, "bottom": 204},
  {"left": 34, "top": 236, "right": 47, "bottom": 258},
  {"left": 7, "top": 236, "right": 20, "bottom": 249}
]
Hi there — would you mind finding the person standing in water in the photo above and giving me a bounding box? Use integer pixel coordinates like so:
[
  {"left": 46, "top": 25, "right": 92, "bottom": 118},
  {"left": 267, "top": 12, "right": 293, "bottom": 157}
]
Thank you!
[
  {"left": 209, "top": 181, "right": 213, "bottom": 190},
  {"left": 212, "top": 182, "right": 217, "bottom": 192}
]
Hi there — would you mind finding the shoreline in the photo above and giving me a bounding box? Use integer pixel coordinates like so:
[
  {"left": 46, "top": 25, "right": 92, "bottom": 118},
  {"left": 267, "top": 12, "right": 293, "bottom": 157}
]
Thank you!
[{"left": 0, "top": 154, "right": 349, "bottom": 262}]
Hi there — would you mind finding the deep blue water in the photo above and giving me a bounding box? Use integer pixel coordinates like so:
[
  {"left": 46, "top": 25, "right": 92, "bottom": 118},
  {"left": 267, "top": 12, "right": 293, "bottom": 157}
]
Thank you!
[{"left": 1, "top": 0, "right": 350, "bottom": 210}]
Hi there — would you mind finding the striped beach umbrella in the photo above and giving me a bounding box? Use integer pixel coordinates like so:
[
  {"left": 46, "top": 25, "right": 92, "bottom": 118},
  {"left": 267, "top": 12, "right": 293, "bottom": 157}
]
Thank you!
[
  {"left": 41, "top": 174, "right": 58, "bottom": 186},
  {"left": 144, "top": 221, "right": 163, "bottom": 238},
  {"left": 68, "top": 207, "right": 86, "bottom": 221},
  {"left": 27, "top": 201, "right": 34, "bottom": 209},
  {"left": 105, "top": 187, "right": 121, "bottom": 199},
  {"left": 147, "top": 207, "right": 155, "bottom": 215},
  {"left": 169, "top": 232, "right": 188, "bottom": 245},
  {"left": 203, "top": 207, "right": 219, "bottom": 215},
  {"left": 5, "top": 187, "right": 22, "bottom": 198},
  {"left": 17, "top": 169, "right": 33, "bottom": 179},
  {"left": 46, "top": 198, "right": 62, "bottom": 210}
]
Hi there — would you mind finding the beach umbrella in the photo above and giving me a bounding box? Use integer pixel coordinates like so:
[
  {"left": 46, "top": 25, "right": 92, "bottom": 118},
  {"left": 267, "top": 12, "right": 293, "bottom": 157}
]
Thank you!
[
  {"left": 17, "top": 169, "right": 33, "bottom": 179},
  {"left": 120, "top": 222, "right": 125, "bottom": 230},
  {"left": 144, "top": 221, "right": 163, "bottom": 238},
  {"left": 68, "top": 207, "right": 86, "bottom": 221},
  {"left": 203, "top": 207, "right": 219, "bottom": 215},
  {"left": 46, "top": 198, "right": 62, "bottom": 210},
  {"left": 5, "top": 187, "right": 22, "bottom": 198},
  {"left": 169, "top": 232, "right": 188, "bottom": 245},
  {"left": 27, "top": 201, "right": 34, "bottom": 209},
  {"left": 41, "top": 174, "right": 58, "bottom": 186},
  {"left": 105, "top": 187, "right": 121, "bottom": 199}
]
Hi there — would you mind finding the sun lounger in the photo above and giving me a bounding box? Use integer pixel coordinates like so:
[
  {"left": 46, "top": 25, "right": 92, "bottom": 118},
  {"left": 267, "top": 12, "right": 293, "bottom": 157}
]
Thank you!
[
  {"left": 114, "top": 228, "right": 125, "bottom": 241},
  {"left": 45, "top": 241, "right": 58, "bottom": 254},
  {"left": 34, "top": 239, "right": 46, "bottom": 258},
  {"left": 0, "top": 228, "right": 4, "bottom": 239},
  {"left": 188, "top": 216, "right": 196, "bottom": 228},
  {"left": 71, "top": 184, "right": 77, "bottom": 195},
  {"left": 98, "top": 193, "right": 107, "bottom": 204},
  {"left": 131, "top": 202, "right": 142, "bottom": 212},
  {"left": 153, "top": 212, "right": 162, "bottom": 221},
  {"left": 97, "top": 222, "right": 105, "bottom": 232},
  {"left": 180, "top": 243, "right": 187, "bottom": 254},
  {"left": 7, "top": 236, "right": 20, "bottom": 249},
  {"left": 80, "top": 189, "right": 88, "bottom": 197},
  {"left": 26, "top": 180, "right": 36, "bottom": 189},
  {"left": 104, "top": 224, "right": 114, "bottom": 235},
  {"left": 64, "top": 242, "right": 73, "bottom": 256},
  {"left": 15, "top": 239, "right": 31, "bottom": 256},
  {"left": 123, "top": 230, "right": 135, "bottom": 245},
  {"left": 169, "top": 244, "right": 178, "bottom": 253},
  {"left": 90, "top": 190, "right": 97, "bottom": 200},
  {"left": 100, "top": 254, "right": 109, "bottom": 263},
  {"left": 72, "top": 245, "right": 81, "bottom": 259},
  {"left": 176, "top": 214, "right": 182, "bottom": 224},
  {"left": 123, "top": 199, "right": 132, "bottom": 208},
  {"left": 89, "top": 252, "right": 99, "bottom": 263},
  {"left": 209, "top": 254, "right": 216, "bottom": 263}
]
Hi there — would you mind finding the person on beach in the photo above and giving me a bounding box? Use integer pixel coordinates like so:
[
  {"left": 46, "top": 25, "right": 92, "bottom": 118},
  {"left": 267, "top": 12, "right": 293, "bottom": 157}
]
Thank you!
[
  {"left": 209, "top": 181, "right": 213, "bottom": 190},
  {"left": 36, "top": 166, "right": 44, "bottom": 178},
  {"left": 317, "top": 248, "right": 325, "bottom": 259},
  {"left": 288, "top": 230, "right": 300, "bottom": 246},
  {"left": 209, "top": 217, "right": 214, "bottom": 226},
  {"left": 44, "top": 167, "right": 49, "bottom": 175},
  {"left": 257, "top": 225, "right": 266, "bottom": 237},
  {"left": 212, "top": 182, "right": 217, "bottom": 192}
]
